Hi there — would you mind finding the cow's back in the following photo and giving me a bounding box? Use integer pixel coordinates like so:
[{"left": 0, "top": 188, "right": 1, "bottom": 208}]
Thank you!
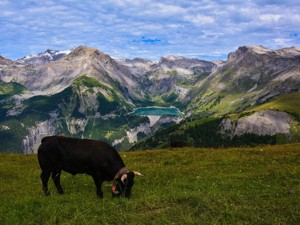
[{"left": 38, "top": 136, "right": 125, "bottom": 179}]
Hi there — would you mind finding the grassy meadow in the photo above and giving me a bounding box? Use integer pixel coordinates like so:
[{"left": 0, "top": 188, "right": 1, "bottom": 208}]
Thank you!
[{"left": 0, "top": 144, "right": 300, "bottom": 225}]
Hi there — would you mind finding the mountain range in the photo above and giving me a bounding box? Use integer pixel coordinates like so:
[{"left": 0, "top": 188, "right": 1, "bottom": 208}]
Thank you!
[{"left": 0, "top": 45, "right": 299, "bottom": 153}]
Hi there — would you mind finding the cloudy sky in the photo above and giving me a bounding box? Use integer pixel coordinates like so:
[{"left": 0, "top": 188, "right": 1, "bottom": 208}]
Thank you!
[{"left": 1, "top": 0, "right": 300, "bottom": 60}]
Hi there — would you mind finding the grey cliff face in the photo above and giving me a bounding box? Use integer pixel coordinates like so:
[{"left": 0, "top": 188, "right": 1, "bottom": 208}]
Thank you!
[{"left": 220, "top": 110, "right": 294, "bottom": 137}]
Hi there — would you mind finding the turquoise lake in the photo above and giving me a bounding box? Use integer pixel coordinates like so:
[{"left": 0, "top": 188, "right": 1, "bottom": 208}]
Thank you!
[{"left": 132, "top": 107, "right": 183, "bottom": 116}]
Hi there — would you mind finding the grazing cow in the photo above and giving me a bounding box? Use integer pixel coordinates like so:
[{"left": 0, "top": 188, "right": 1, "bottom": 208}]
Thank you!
[{"left": 38, "top": 136, "right": 142, "bottom": 198}]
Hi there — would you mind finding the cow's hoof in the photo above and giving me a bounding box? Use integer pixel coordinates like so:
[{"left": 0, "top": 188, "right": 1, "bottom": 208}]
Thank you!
[
  {"left": 97, "top": 194, "right": 104, "bottom": 198},
  {"left": 57, "top": 188, "right": 64, "bottom": 195}
]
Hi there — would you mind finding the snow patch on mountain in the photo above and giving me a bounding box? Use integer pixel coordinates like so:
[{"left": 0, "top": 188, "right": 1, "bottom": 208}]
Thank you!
[{"left": 17, "top": 49, "right": 71, "bottom": 64}]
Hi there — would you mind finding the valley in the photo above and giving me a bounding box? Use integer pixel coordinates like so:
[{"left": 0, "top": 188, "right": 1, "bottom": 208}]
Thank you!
[{"left": 0, "top": 45, "right": 300, "bottom": 153}]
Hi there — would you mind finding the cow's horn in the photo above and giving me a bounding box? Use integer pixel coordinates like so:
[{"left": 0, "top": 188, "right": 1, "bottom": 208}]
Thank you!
[
  {"left": 121, "top": 174, "right": 127, "bottom": 183},
  {"left": 134, "top": 171, "right": 143, "bottom": 176}
]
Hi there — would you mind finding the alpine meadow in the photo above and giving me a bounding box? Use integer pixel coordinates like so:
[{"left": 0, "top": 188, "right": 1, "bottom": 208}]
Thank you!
[{"left": 1, "top": 144, "right": 300, "bottom": 225}]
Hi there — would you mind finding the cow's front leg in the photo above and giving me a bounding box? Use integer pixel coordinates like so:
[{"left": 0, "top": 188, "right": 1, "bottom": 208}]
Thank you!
[
  {"left": 52, "top": 170, "right": 64, "bottom": 194},
  {"left": 92, "top": 174, "right": 103, "bottom": 198},
  {"left": 41, "top": 170, "right": 51, "bottom": 196}
]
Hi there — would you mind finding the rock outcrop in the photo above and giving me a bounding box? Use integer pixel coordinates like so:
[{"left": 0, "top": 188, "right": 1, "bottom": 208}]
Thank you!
[
  {"left": 220, "top": 110, "right": 294, "bottom": 137},
  {"left": 22, "top": 119, "right": 57, "bottom": 154}
]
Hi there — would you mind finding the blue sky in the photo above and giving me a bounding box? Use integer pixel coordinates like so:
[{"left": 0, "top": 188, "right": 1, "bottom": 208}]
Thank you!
[{"left": 1, "top": 0, "right": 300, "bottom": 61}]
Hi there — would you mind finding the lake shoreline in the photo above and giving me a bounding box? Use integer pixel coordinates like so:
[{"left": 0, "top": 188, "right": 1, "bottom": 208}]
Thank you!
[{"left": 130, "top": 106, "right": 184, "bottom": 116}]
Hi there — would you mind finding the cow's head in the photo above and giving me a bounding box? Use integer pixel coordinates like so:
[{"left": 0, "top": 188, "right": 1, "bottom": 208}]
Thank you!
[{"left": 112, "top": 171, "right": 142, "bottom": 198}]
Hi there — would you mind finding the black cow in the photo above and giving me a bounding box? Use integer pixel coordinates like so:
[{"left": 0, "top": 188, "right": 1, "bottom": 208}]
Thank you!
[{"left": 38, "top": 136, "right": 142, "bottom": 198}]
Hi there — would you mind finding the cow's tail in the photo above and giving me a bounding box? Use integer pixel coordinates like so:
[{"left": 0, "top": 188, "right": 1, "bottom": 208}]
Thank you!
[
  {"left": 38, "top": 136, "right": 56, "bottom": 155},
  {"left": 38, "top": 137, "right": 50, "bottom": 153}
]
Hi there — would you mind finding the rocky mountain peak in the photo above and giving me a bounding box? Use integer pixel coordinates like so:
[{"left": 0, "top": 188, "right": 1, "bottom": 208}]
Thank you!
[
  {"left": 275, "top": 47, "right": 300, "bottom": 57},
  {"left": 227, "top": 45, "right": 300, "bottom": 63},
  {"left": 66, "top": 46, "right": 110, "bottom": 61},
  {"left": 239, "top": 45, "right": 271, "bottom": 54},
  {"left": 227, "top": 45, "right": 272, "bottom": 62},
  {"left": 128, "top": 58, "right": 153, "bottom": 64},
  {"left": 68, "top": 46, "right": 97, "bottom": 55},
  {"left": 157, "top": 55, "right": 216, "bottom": 73},
  {"left": 160, "top": 55, "right": 185, "bottom": 61},
  {"left": 116, "top": 58, "right": 155, "bottom": 76},
  {"left": 45, "top": 49, "right": 57, "bottom": 54}
]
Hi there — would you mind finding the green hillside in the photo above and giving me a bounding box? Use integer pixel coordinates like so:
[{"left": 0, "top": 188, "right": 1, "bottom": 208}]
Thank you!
[
  {"left": 0, "top": 81, "right": 27, "bottom": 100},
  {"left": 1, "top": 144, "right": 300, "bottom": 224},
  {"left": 0, "top": 82, "right": 27, "bottom": 118},
  {"left": 0, "top": 75, "right": 139, "bottom": 153},
  {"left": 242, "top": 92, "right": 300, "bottom": 121}
]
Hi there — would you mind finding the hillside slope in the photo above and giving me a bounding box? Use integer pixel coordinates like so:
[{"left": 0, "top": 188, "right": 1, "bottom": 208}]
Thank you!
[
  {"left": 188, "top": 46, "right": 300, "bottom": 116},
  {"left": 0, "top": 75, "right": 147, "bottom": 153},
  {"left": 134, "top": 92, "right": 300, "bottom": 150}
]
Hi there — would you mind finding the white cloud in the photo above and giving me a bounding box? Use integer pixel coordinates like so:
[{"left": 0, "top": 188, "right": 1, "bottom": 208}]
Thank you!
[
  {"left": 152, "top": 2, "right": 186, "bottom": 15},
  {"left": 106, "top": 0, "right": 146, "bottom": 7},
  {"left": 184, "top": 14, "right": 215, "bottom": 25},
  {"left": 1, "top": 0, "right": 300, "bottom": 61},
  {"left": 136, "top": 2, "right": 185, "bottom": 18},
  {"left": 273, "top": 38, "right": 292, "bottom": 46},
  {"left": 259, "top": 14, "right": 282, "bottom": 23},
  {"left": 167, "top": 24, "right": 184, "bottom": 29}
]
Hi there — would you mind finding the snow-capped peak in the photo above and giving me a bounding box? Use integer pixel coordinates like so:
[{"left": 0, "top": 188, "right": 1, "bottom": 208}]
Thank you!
[{"left": 17, "top": 49, "right": 71, "bottom": 64}]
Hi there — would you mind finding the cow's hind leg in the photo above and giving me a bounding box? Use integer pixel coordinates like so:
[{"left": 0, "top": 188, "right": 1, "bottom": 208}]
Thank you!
[
  {"left": 92, "top": 174, "right": 103, "bottom": 198},
  {"left": 41, "top": 170, "right": 51, "bottom": 196},
  {"left": 52, "top": 170, "right": 64, "bottom": 194}
]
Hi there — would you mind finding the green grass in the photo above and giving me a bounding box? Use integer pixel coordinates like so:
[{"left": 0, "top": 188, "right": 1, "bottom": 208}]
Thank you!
[
  {"left": 0, "top": 81, "right": 27, "bottom": 99},
  {"left": 227, "top": 92, "right": 300, "bottom": 125},
  {"left": 245, "top": 92, "right": 300, "bottom": 119},
  {"left": 1, "top": 144, "right": 300, "bottom": 224}
]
